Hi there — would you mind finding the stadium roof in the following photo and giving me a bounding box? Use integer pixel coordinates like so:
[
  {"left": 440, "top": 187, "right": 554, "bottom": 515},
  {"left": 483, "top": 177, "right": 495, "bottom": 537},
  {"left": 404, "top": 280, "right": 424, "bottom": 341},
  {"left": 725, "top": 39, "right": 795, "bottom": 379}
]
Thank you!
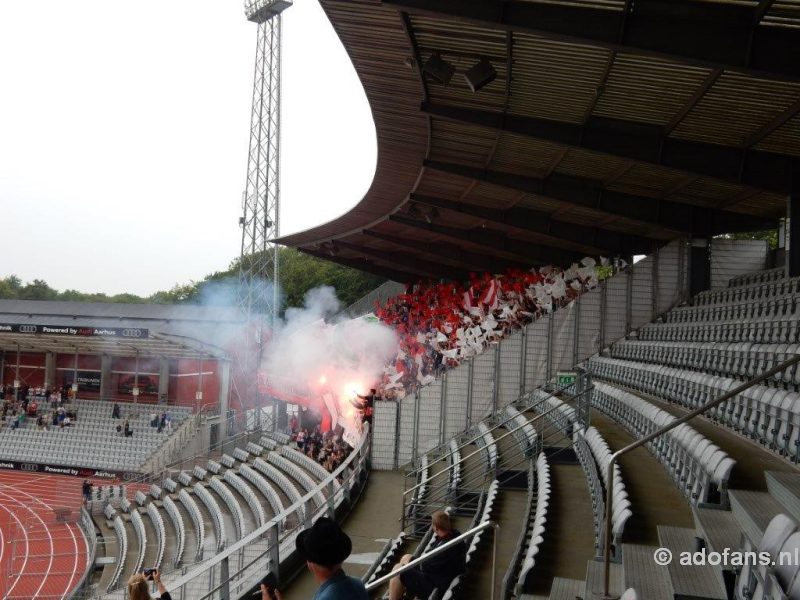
[
  {"left": 0, "top": 301, "right": 240, "bottom": 360},
  {"left": 276, "top": 0, "right": 800, "bottom": 282}
]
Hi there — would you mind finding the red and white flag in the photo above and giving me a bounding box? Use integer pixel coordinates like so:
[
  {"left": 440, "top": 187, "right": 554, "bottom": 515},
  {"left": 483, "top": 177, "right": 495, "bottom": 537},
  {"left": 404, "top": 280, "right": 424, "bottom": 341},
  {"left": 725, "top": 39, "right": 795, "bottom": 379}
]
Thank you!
[{"left": 480, "top": 279, "right": 500, "bottom": 311}]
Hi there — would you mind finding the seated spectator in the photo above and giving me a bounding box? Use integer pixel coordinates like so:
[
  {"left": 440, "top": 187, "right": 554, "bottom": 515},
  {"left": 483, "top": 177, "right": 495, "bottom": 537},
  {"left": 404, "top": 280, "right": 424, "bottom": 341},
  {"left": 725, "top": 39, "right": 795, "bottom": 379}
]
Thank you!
[
  {"left": 389, "top": 512, "right": 466, "bottom": 600},
  {"left": 112, "top": 403, "right": 121, "bottom": 419}
]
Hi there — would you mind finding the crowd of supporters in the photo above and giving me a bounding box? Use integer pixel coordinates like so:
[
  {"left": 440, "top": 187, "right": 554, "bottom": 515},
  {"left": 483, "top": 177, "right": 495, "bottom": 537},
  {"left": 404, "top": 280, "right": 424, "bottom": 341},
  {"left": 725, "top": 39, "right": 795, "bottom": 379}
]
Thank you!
[
  {"left": 289, "top": 416, "right": 352, "bottom": 474},
  {"left": 1, "top": 385, "right": 76, "bottom": 431},
  {"left": 375, "top": 258, "right": 615, "bottom": 400}
]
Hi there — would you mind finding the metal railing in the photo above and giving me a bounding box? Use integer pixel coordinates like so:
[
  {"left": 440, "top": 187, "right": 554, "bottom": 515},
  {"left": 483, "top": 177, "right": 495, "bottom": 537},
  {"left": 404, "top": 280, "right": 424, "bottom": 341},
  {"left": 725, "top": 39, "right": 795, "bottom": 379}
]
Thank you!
[
  {"left": 401, "top": 378, "right": 592, "bottom": 535},
  {"left": 597, "top": 353, "right": 800, "bottom": 600},
  {"left": 365, "top": 520, "right": 500, "bottom": 599},
  {"left": 149, "top": 426, "right": 371, "bottom": 600}
]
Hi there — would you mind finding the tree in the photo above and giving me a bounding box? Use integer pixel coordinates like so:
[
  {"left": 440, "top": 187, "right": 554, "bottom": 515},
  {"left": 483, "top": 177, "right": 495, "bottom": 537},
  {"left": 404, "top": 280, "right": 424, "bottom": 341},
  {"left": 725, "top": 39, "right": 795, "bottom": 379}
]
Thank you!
[
  {"left": 718, "top": 229, "right": 778, "bottom": 250},
  {"left": 0, "top": 247, "right": 386, "bottom": 310}
]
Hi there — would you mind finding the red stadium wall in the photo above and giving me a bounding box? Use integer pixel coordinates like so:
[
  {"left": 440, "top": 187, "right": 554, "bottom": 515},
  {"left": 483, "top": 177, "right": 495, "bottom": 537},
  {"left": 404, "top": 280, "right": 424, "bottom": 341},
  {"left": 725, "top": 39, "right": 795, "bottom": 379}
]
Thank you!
[
  {"left": 2, "top": 350, "right": 225, "bottom": 411},
  {"left": 1, "top": 352, "right": 45, "bottom": 388}
]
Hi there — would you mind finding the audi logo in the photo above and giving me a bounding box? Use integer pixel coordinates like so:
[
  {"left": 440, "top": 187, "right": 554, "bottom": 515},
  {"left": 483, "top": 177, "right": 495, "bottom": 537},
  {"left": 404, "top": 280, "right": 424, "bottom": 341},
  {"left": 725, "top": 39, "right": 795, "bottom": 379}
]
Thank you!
[
  {"left": 122, "top": 329, "right": 144, "bottom": 338},
  {"left": 19, "top": 325, "right": 37, "bottom": 333},
  {"left": 20, "top": 463, "right": 38, "bottom": 472}
]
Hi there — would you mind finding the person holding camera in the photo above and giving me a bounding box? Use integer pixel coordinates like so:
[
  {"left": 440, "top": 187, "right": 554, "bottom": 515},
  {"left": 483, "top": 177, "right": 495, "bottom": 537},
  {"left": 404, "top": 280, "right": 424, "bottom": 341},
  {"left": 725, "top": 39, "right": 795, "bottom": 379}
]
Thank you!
[{"left": 128, "top": 569, "right": 171, "bottom": 600}]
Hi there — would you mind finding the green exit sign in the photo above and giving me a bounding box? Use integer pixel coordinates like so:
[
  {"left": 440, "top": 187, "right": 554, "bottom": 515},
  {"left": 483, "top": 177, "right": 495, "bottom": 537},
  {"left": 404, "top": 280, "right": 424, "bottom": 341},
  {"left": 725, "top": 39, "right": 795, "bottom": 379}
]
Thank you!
[{"left": 557, "top": 372, "right": 577, "bottom": 386}]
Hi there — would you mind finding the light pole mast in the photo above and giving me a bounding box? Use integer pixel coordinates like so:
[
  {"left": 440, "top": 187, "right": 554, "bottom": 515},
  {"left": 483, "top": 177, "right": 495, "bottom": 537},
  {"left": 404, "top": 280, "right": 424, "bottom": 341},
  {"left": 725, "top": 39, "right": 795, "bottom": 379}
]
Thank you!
[{"left": 236, "top": 0, "right": 291, "bottom": 430}]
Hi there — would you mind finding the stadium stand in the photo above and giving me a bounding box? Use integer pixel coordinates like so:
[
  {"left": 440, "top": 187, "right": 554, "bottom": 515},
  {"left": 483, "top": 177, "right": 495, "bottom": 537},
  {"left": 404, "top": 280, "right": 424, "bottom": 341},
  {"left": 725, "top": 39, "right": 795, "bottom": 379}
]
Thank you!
[{"left": 0, "top": 399, "right": 193, "bottom": 471}]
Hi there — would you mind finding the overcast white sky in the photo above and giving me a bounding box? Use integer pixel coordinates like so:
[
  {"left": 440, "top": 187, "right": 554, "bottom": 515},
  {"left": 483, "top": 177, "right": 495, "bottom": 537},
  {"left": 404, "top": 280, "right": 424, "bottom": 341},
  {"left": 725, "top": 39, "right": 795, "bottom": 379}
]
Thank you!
[{"left": 0, "top": 1, "right": 376, "bottom": 297}]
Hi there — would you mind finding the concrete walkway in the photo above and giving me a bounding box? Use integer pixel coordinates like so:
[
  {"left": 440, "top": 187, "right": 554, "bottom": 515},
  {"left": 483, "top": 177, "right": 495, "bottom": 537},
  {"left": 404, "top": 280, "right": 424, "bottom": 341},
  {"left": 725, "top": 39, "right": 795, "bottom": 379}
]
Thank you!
[{"left": 282, "top": 470, "right": 405, "bottom": 600}]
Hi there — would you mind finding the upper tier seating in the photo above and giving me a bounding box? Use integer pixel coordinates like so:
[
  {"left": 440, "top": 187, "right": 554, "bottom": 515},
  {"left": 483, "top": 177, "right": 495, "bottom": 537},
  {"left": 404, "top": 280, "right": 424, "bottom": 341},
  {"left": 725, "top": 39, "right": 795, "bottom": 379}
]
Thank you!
[
  {"left": 611, "top": 340, "right": 800, "bottom": 391},
  {"left": 588, "top": 356, "right": 800, "bottom": 463},
  {"left": 592, "top": 381, "right": 735, "bottom": 506},
  {"left": 0, "top": 399, "right": 191, "bottom": 471}
]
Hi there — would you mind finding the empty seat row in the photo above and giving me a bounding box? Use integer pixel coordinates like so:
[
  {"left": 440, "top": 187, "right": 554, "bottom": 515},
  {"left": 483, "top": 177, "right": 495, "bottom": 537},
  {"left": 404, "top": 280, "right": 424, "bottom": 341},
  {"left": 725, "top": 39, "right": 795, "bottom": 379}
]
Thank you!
[
  {"left": 108, "top": 516, "right": 128, "bottom": 591},
  {"left": 475, "top": 422, "right": 498, "bottom": 472},
  {"left": 588, "top": 356, "right": 800, "bottom": 462},
  {"left": 666, "top": 294, "right": 800, "bottom": 324},
  {"left": 224, "top": 470, "right": 267, "bottom": 528},
  {"left": 210, "top": 476, "right": 246, "bottom": 540},
  {"left": 574, "top": 427, "right": 631, "bottom": 559},
  {"left": 194, "top": 482, "right": 227, "bottom": 551},
  {"left": 362, "top": 532, "right": 406, "bottom": 584},
  {"left": 146, "top": 502, "right": 166, "bottom": 570},
  {"left": 448, "top": 439, "right": 461, "bottom": 495},
  {"left": 280, "top": 445, "right": 332, "bottom": 484},
  {"left": 162, "top": 496, "right": 186, "bottom": 568},
  {"left": 737, "top": 513, "right": 800, "bottom": 599},
  {"left": 530, "top": 390, "right": 576, "bottom": 437},
  {"left": 694, "top": 275, "right": 800, "bottom": 306},
  {"left": 638, "top": 316, "right": 800, "bottom": 345},
  {"left": 253, "top": 457, "right": 306, "bottom": 522},
  {"left": 239, "top": 464, "right": 286, "bottom": 528},
  {"left": 592, "top": 381, "right": 735, "bottom": 506},
  {"left": 611, "top": 340, "right": 800, "bottom": 390},
  {"left": 502, "top": 405, "right": 537, "bottom": 457},
  {"left": 266, "top": 452, "right": 327, "bottom": 508},
  {"left": 514, "top": 453, "right": 551, "bottom": 596},
  {"left": 177, "top": 489, "right": 205, "bottom": 561},
  {"left": 130, "top": 509, "right": 147, "bottom": 577},
  {"left": 728, "top": 267, "right": 785, "bottom": 289}
]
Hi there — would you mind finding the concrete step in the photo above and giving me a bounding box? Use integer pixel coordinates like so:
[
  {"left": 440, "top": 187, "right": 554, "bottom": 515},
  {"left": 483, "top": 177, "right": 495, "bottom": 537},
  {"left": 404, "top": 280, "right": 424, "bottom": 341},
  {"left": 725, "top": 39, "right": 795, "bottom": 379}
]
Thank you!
[
  {"left": 621, "top": 544, "right": 674, "bottom": 600},
  {"left": 546, "top": 577, "right": 585, "bottom": 600},
  {"left": 657, "top": 525, "right": 727, "bottom": 600},
  {"left": 584, "top": 559, "right": 622, "bottom": 600},
  {"left": 729, "top": 489, "right": 786, "bottom": 547},
  {"left": 692, "top": 506, "right": 740, "bottom": 562},
  {"left": 766, "top": 471, "right": 800, "bottom": 524}
]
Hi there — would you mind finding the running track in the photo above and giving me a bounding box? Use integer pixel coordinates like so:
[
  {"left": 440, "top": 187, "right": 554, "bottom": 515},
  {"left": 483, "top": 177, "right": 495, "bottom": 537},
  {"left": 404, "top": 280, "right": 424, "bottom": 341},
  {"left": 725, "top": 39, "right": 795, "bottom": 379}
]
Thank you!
[{"left": 0, "top": 472, "right": 91, "bottom": 599}]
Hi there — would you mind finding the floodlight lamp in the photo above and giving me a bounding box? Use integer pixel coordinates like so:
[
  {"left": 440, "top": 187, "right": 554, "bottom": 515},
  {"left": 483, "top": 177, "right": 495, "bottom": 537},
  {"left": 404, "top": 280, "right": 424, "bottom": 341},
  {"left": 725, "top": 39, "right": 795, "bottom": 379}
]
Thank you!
[
  {"left": 464, "top": 58, "right": 497, "bottom": 92},
  {"left": 423, "top": 53, "right": 455, "bottom": 86},
  {"left": 239, "top": 216, "right": 245, "bottom": 226},
  {"left": 244, "top": 0, "right": 292, "bottom": 23}
]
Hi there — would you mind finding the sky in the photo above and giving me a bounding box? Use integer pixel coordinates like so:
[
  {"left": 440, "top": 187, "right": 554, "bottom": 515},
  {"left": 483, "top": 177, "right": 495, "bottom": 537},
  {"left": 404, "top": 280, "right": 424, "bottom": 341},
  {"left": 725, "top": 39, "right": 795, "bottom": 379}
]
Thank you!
[{"left": 0, "top": 0, "right": 377, "bottom": 297}]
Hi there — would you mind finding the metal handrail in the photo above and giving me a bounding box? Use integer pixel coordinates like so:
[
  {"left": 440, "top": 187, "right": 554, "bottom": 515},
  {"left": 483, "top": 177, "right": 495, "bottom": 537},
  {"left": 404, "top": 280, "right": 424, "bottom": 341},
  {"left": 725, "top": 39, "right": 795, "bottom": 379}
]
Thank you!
[
  {"left": 365, "top": 520, "right": 500, "bottom": 599},
  {"left": 598, "top": 353, "right": 800, "bottom": 599},
  {"left": 402, "top": 399, "right": 569, "bottom": 499},
  {"left": 161, "top": 425, "right": 371, "bottom": 593},
  {"left": 405, "top": 380, "right": 574, "bottom": 478}
]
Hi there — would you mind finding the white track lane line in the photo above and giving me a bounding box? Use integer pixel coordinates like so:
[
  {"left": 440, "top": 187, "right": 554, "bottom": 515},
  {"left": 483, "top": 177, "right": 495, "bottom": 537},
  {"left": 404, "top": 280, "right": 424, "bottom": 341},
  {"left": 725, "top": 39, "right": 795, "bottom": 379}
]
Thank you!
[
  {"left": 3, "top": 479, "right": 62, "bottom": 600},
  {"left": 0, "top": 487, "right": 30, "bottom": 599}
]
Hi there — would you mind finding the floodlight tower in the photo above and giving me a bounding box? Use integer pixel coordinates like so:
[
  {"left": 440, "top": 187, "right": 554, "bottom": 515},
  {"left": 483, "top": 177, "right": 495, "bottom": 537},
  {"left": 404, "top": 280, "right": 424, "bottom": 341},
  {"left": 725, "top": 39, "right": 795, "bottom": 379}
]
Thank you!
[{"left": 236, "top": 0, "right": 291, "bottom": 428}]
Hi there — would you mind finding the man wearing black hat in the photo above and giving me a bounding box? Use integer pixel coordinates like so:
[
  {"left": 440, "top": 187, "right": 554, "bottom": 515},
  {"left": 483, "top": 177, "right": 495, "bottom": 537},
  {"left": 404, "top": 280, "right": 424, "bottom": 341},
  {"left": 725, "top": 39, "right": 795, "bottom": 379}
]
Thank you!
[{"left": 288, "top": 517, "right": 368, "bottom": 600}]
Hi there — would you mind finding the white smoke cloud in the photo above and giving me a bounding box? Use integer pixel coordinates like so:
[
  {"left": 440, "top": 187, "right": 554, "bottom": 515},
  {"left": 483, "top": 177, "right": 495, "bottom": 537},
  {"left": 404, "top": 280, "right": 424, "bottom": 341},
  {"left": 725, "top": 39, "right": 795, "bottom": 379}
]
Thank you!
[{"left": 260, "top": 285, "right": 399, "bottom": 424}]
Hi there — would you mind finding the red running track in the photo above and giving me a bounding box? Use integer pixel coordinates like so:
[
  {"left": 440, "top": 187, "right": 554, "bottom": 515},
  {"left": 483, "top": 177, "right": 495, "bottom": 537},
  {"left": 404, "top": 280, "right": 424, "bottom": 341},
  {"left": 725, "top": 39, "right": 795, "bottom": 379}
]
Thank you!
[{"left": 0, "top": 472, "right": 91, "bottom": 599}]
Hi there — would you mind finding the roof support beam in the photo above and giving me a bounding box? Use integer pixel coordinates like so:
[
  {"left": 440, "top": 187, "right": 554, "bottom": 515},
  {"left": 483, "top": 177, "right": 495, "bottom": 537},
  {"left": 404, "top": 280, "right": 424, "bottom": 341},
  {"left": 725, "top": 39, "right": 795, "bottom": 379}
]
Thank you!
[
  {"left": 421, "top": 103, "right": 796, "bottom": 195},
  {"left": 424, "top": 160, "right": 774, "bottom": 235},
  {"left": 301, "top": 249, "right": 414, "bottom": 283},
  {"left": 363, "top": 229, "right": 532, "bottom": 273},
  {"left": 334, "top": 240, "right": 469, "bottom": 281},
  {"left": 409, "top": 192, "right": 657, "bottom": 255},
  {"left": 383, "top": 0, "right": 800, "bottom": 81},
  {"left": 389, "top": 214, "right": 589, "bottom": 266},
  {"left": 742, "top": 98, "right": 800, "bottom": 149}
]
